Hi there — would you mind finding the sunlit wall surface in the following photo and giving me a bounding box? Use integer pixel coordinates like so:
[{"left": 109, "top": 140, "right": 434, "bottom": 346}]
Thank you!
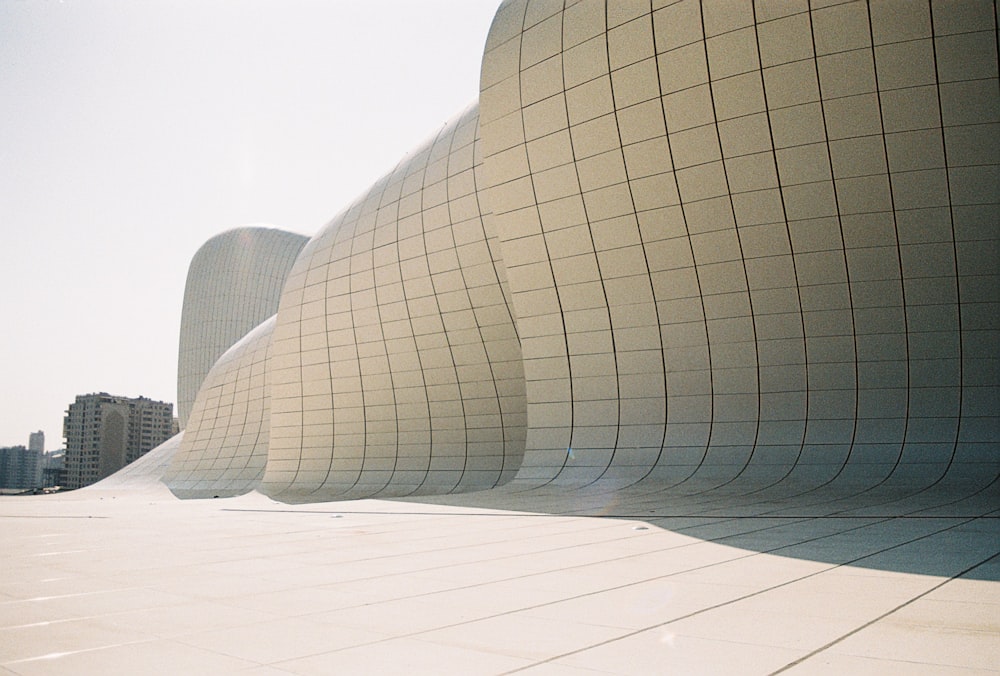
[
  {"left": 166, "top": 317, "right": 275, "bottom": 498},
  {"left": 176, "top": 227, "right": 308, "bottom": 428},
  {"left": 478, "top": 0, "right": 998, "bottom": 490},
  {"left": 171, "top": 1, "right": 998, "bottom": 502},
  {"left": 261, "top": 105, "right": 528, "bottom": 501}
]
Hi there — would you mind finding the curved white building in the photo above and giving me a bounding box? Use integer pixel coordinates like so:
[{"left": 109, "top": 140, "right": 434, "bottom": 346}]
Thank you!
[
  {"left": 176, "top": 227, "right": 308, "bottom": 428},
  {"left": 167, "top": 0, "right": 998, "bottom": 504},
  {"left": 478, "top": 0, "right": 998, "bottom": 493},
  {"left": 261, "top": 105, "right": 528, "bottom": 501},
  {"left": 166, "top": 318, "right": 276, "bottom": 498}
]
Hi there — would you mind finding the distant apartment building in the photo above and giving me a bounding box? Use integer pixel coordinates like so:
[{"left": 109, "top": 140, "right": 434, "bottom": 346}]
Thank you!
[
  {"left": 0, "top": 444, "right": 42, "bottom": 490},
  {"left": 28, "top": 431, "right": 44, "bottom": 454},
  {"left": 63, "top": 393, "right": 174, "bottom": 489}
]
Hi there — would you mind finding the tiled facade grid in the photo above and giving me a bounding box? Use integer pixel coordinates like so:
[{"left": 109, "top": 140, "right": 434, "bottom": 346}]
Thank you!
[
  {"left": 169, "top": 0, "right": 996, "bottom": 502},
  {"left": 28, "top": 9, "right": 995, "bottom": 671},
  {"left": 261, "top": 104, "right": 528, "bottom": 501},
  {"left": 165, "top": 317, "right": 275, "bottom": 498},
  {"left": 479, "top": 0, "right": 997, "bottom": 491},
  {"left": 176, "top": 227, "right": 308, "bottom": 428}
]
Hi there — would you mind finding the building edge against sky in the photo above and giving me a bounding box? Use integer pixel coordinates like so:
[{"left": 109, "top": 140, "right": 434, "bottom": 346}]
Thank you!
[
  {"left": 176, "top": 227, "right": 308, "bottom": 429},
  {"left": 163, "top": 0, "right": 997, "bottom": 503}
]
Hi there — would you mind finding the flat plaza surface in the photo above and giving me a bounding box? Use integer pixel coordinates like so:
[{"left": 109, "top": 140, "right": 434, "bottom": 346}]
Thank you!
[{"left": 1, "top": 474, "right": 997, "bottom": 675}]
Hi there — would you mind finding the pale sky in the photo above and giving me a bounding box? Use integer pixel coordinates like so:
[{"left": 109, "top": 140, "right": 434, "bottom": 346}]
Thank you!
[{"left": 0, "top": 0, "right": 502, "bottom": 449}]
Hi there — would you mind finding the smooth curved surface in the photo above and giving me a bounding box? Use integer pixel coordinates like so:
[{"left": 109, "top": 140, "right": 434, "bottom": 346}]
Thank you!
[
  {"left": 19, "top": 7, "right": 995, "bottom": 672},
  {"left": 477, "top": 0, "right": 998, "bottom": 495},
  {"left": 165, "top": 0, "right": 996, "bottom": 508},
  {"left": 88, "top": 432, "right": 182, "bottom": 492},
  {"left": 177, "top": 227, "right": 308, "bottom": 428},
  {"left": 165, "top": 318, "right": 276, "bottom": 498},
  {"left": 260, "top": 105, "right": 527, "bottom": 502}
]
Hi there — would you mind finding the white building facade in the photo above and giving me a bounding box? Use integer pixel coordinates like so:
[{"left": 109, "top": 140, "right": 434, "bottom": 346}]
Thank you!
[{"left": 165, "top": 0, "right": 998, "bottom": 503}]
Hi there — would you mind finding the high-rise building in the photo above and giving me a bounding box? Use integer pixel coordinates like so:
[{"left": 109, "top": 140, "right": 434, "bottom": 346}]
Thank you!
[
  {"left": 28, "top": 431, "right": 44, "bottom": 454},
  {"left": 63, "top": 393, "right": 174, "bottom": 489}
]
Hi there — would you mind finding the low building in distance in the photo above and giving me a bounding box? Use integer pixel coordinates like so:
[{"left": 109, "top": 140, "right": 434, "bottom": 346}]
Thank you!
[
  {"left": 41, "top": 449, "right": 64, "bottom": 489},
  {"left": 0, "top": 443, "right": 42, "bottom": 491},
  {"left": 63, "top": 393, "right": 174, "bottom": 489}
]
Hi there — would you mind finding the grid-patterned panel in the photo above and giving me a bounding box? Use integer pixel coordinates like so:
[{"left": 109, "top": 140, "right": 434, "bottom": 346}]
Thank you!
[
  {"left": 260, "top": 104, "right": 527, "bottom": 501},
  {"left": 165, "top": 316, "right": 276, "bottom": 498},
  {"left": 479, "top": 0, "right": 998, "bottom": 491},
  {"left": 176, "top": 227, "right": 308, "bottom": 428},
  {"left": 164, "top": 0, "right": 997, "bottom": 503}
]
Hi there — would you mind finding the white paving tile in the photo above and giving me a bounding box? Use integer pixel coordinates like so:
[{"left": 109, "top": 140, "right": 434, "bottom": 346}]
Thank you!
[{"left": 0, "top": 490, "right": 995, "bottom": 674}]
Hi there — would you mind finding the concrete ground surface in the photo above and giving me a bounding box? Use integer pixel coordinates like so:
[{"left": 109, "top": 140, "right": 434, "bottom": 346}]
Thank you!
[{"left": 1, "top": 475, "right": 997, "bottom": 675}]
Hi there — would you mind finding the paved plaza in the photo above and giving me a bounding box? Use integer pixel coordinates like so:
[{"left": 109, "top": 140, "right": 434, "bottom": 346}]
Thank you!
[{"left": 2, "top": 450, "right": 996, "bottom": 674}]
